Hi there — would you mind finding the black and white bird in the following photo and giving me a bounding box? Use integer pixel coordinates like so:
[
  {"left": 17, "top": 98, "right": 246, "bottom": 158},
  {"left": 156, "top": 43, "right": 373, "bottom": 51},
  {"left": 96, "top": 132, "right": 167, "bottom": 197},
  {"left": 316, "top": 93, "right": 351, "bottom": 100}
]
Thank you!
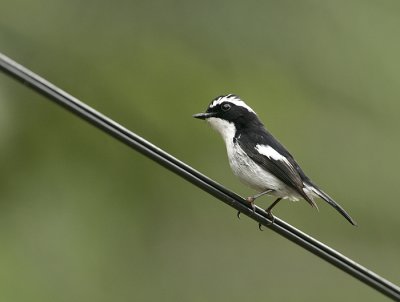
[{"left": 193, "top": 94, "right": 356, "bottom": 226}]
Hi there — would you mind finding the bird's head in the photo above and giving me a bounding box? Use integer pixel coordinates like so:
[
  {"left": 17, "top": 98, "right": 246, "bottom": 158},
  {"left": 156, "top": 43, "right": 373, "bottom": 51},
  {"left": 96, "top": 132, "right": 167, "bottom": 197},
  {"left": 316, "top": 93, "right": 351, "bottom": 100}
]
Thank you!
[{"left": 193, "top": 94, "right": 261, "bottom": 140}]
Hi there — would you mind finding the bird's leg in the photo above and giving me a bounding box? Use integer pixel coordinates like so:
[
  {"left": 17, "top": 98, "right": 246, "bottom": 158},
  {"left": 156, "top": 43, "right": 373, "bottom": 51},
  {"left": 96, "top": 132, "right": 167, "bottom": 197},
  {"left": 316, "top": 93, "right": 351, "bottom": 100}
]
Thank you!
[
  {"left": 237, "top": 189, "right": 274, "bottom": 219},
  {"left": 266, "top": 197, "right": 282, "bottom": 216},
  {"left": 247, "top": 189, "right": 274, "bottom": 203},
  {"left": 258, "top": 197, "right": 283, "bottom": 229}
]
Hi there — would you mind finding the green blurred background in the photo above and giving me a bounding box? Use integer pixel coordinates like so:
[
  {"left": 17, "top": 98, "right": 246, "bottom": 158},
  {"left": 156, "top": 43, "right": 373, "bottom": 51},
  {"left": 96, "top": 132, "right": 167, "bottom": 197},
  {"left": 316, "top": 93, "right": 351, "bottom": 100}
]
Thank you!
[{"left": 1, "top": 1, "right": 399, "bottom": 301}]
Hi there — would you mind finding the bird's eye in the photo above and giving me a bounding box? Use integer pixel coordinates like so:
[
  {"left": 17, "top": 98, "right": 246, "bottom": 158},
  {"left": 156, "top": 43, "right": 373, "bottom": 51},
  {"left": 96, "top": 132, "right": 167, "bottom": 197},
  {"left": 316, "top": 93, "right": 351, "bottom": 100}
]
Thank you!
[{"left": 221, "top": 103, "right": 231, "bottom": 112}]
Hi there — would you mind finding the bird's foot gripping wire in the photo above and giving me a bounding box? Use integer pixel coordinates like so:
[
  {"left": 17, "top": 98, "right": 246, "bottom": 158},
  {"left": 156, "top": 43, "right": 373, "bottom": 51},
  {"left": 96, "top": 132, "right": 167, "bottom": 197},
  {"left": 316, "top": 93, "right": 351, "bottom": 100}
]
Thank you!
[
  {"left": 237, "top": 190, "right": 273, "bottom": 220},
  {"left": 258, "top": 198, "right": 282, "bottom": 230},
  {"left": 258, "top": 210, "right": 275, "bottom": 230},
  {"left": 237, "top": 196, "right": 256, "bottom": 219}
]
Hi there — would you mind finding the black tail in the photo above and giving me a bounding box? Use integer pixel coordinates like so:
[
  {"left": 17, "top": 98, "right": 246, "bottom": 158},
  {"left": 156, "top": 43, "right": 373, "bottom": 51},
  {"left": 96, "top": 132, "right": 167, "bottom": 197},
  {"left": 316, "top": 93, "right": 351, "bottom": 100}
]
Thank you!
[{"left": 308, "top": 184, "right": 357, "bottom": 226}]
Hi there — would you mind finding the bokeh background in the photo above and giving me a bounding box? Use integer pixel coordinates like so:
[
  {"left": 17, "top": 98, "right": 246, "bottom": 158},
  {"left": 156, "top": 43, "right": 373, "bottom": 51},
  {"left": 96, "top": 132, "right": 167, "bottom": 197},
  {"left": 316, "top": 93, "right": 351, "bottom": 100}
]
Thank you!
[{"left": 1, "top": 1, "right": 399, "bottom": 301}]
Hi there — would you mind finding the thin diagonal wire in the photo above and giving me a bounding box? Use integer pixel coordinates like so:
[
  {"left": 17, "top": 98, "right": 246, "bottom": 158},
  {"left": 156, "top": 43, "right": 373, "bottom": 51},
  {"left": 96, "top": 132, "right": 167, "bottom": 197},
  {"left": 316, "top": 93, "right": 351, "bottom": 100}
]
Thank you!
[{"left": 0, "top": 52, "right": 399, "bottom": 301}]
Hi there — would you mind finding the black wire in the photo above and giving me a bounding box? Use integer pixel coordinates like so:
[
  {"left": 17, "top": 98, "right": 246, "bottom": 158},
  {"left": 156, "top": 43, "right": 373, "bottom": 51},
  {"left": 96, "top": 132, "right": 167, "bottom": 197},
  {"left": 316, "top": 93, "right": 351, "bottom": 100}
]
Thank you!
[{"left": 1, "top": 52, "right": 399, "bottom": 301}]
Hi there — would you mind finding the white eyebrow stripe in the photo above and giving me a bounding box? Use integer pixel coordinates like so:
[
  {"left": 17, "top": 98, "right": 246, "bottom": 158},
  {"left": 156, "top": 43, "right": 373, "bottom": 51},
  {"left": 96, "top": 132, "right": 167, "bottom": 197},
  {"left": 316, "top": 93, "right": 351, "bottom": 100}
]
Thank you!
[
  {"left": 210, "top": 95, "right": 255, "bottom": 114},
  {"left": 255, "top": 144, "right": 291, "bottom": 166}
]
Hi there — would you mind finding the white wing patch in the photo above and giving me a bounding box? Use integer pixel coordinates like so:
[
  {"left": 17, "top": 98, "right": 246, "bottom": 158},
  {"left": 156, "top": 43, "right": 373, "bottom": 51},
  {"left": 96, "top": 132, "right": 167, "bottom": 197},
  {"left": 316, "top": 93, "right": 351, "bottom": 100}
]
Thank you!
[
  {"left": 210, "top": 94, "right": 255, "bottom": 114},
  {"left": 255, "top": 144, "right": 291, "bottom": 166}
]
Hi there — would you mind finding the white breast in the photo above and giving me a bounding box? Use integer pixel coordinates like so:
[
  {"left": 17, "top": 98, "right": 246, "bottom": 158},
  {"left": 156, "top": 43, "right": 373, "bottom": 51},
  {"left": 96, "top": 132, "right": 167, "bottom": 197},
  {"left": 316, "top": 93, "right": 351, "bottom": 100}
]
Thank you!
[{"left": 207, "top": 117, "right": 300, "bottom": 200}]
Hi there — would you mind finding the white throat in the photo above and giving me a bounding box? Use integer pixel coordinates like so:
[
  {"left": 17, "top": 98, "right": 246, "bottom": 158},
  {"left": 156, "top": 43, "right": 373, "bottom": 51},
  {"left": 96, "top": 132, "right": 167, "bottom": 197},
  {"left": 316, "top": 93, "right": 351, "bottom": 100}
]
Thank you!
[{"left": 207, "top": 117, "right": 236, "bottom": 146}]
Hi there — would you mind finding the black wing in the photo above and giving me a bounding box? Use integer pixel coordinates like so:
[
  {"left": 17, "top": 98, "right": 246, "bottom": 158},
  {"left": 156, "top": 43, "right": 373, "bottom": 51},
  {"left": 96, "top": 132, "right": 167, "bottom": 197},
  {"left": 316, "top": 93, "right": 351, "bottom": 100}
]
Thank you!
[{"left": 237, "top": 130, "right": 317, "bottom": 208}]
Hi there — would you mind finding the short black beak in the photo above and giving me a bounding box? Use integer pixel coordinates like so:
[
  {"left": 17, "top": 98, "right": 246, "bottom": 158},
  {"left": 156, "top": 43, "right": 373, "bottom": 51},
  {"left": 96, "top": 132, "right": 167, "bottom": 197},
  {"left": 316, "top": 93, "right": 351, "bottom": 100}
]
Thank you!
[{"left": 192, "top": 112, "right": 217, "bottom": 120}]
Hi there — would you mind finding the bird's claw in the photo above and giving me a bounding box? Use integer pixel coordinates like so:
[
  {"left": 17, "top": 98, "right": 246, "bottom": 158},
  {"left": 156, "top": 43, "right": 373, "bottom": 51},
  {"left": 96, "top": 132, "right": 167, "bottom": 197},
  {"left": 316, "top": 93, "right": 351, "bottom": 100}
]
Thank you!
[
  {"left": 237, "top": 197, "right": 256, "bottom": 220},
  {"left": 246, "top": 196, "right": 256, "bottom": 212},
  {"left": 258, "top": 211, "right": 275, "bottom": 231},
  {"left": 238, "top": 197, "right": 275, "bottom": 229},
  {"left": 266, "top": 211, "right": 275, "bottom": 225}
]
